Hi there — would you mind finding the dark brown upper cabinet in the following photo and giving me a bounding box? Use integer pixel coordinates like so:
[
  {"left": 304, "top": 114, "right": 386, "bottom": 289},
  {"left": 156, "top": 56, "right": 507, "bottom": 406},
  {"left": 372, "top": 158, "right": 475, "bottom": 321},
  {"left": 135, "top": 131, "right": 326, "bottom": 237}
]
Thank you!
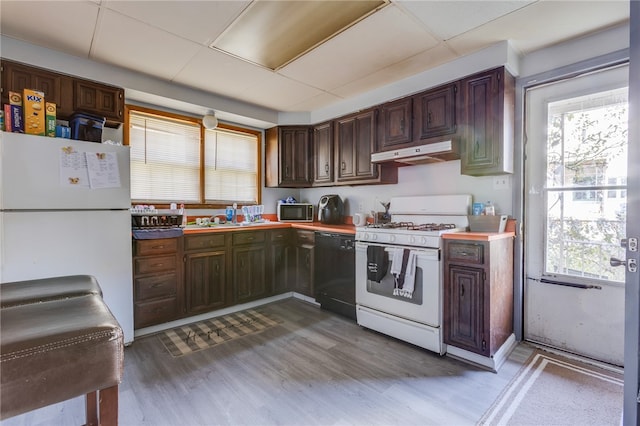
[
  {"left": 460, "top": 66, "right": 515, "bottom": 176},
  {"left": 312, "top": 121, "right": 334, "bottom": 186},
  {"left": 412, "top": 82, "right": 459, "bottom": 143},
  {"left": 73, "top": 80, "right": 124, "bottom": 126},
  {"left": 377, "top": 97, "right": 413, "bottom": 150},
  {"left": 265, "top": 126, "right": 312, "bottom": 188},
  {"left": 335, "top": 108, "right": 397, "bottom": 185},
  {"left": 1, "top": 59, "right": 125, "bottom": 127}
]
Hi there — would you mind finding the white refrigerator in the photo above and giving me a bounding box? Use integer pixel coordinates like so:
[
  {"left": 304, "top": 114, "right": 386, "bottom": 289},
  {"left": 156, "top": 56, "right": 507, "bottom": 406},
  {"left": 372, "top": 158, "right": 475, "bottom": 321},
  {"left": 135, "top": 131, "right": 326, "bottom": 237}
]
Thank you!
[{"left": 0, "top": 132, "right": 134, "bottom": 344}]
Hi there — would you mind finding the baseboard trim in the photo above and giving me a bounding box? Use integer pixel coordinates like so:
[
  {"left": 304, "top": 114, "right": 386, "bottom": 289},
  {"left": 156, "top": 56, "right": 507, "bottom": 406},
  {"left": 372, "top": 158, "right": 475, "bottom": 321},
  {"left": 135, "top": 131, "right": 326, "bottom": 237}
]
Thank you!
[
  {"left": 134, "top": 292, "right": 293, "bottom": 339},
  {"left": 446, "top": 334, "right": 517, "bottom": 372}
]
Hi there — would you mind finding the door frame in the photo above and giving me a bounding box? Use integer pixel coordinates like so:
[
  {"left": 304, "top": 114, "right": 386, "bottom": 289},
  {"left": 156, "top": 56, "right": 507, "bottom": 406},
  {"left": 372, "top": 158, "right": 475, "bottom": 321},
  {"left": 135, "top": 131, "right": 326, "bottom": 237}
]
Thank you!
[{"left": 623, "top": 2, "right": 639, "bottom": 424}]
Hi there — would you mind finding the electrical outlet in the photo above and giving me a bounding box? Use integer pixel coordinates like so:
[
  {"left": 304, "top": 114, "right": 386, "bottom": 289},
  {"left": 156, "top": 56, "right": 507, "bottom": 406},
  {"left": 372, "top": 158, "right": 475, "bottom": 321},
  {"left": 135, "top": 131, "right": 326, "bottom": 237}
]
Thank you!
[
  {"left": 358, "top": 202, "right": 364, "bottom": 212},
  {"left": 493, "top": 176, "right": 511, "bottom": 190}
]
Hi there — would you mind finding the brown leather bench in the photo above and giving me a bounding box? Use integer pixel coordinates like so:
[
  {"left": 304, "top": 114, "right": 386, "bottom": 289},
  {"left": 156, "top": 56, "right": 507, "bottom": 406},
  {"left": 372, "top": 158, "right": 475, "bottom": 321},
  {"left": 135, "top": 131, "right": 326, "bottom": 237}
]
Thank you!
[{"left": 0, "top": 275, "right": 124, "bottom": 425}]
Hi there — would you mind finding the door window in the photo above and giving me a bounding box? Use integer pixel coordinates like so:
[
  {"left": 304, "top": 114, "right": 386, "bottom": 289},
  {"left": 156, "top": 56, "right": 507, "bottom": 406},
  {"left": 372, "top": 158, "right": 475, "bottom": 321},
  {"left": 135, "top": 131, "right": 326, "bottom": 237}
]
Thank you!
[{"left": 543, "top": 86, "right": 628, "bottom": 284}]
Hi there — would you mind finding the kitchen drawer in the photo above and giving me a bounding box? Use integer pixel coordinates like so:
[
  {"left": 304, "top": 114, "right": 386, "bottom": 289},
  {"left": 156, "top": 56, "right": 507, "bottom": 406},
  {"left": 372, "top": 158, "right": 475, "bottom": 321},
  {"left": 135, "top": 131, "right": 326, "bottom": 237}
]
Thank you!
[
  {"left": 135, "top": 297, "right": 178, "bottom": 329},
  {"left": 184, "top": 233, "right": 226, "bottom": 251},
  {"left": 296, "top": 230, "right": 315, "bottom": 245},
  {"left": 134, "top": 238, "right": 179, "bottom": 256},
  {"left": 135, "top": 273, "right": 177, "bottom": 300},
  {"left": 270, "top": 228, "right": 290, "bottom": 242},
  {"left": 446, "top": 242, "right": 484, "bottom": 265},
  {"left": 134, "top": 255, "right": 178, "bottom": 275},
  {"left": 232, "top": 230, "right": 265, "bottom": 245}
]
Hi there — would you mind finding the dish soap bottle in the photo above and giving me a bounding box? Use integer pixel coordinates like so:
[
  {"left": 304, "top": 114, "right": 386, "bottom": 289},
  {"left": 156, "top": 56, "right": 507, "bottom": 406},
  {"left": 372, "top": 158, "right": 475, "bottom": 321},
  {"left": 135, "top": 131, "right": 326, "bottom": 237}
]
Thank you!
[{"left": 484, "top": 201, "right": 495, "bottom": 216}]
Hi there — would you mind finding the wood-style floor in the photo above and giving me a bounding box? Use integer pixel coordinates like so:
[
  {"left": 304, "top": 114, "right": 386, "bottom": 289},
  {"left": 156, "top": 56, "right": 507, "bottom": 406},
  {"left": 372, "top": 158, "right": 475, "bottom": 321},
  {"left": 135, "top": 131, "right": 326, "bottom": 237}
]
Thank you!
[{"left": 0, "top": 298, "right": 534, "bottom": 426}]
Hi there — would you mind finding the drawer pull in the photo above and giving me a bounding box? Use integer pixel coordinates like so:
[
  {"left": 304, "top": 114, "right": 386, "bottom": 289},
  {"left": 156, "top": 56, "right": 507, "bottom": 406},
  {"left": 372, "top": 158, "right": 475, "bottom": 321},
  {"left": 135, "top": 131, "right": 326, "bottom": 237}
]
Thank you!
[
  {"left": 151, "top": 283, "right": 164, "bottom": 288},
  {"left": 152, "top": 245, "right": 165, "bottom": 249},
  {"left": 153, "top": 263, "right": 164, "bottom": 267}
]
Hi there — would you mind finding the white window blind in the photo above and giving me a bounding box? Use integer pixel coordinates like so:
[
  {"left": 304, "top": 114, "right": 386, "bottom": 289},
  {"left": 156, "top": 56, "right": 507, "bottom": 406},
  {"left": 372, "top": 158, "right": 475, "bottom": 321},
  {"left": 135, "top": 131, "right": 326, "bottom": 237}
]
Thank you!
[
  {"left": 129, "top": 111, "right": 201, "bottom": 203},
  {"left": 128, "top": 108, "right": 260, "bottom": 206},
  {"left": 204, "top": 128, "right": 258, "bottom": 204}
]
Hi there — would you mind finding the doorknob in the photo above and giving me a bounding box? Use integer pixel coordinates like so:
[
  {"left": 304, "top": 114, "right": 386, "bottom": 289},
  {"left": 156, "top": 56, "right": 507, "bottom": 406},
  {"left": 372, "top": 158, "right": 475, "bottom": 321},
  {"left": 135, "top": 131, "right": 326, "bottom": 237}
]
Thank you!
[{"left": 610, "top": 257, "right": 638, "bottom": 272}]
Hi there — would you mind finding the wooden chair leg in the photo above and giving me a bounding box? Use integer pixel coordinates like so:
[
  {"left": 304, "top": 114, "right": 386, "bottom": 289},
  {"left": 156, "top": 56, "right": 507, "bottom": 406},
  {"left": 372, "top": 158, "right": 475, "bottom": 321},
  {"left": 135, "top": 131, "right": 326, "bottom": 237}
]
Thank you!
[
  {"left": 98, "top": 385, "right": 119, "bottom": 426},
  {"left": 85, "top": 391, "right": 98, "bottom": 426}
]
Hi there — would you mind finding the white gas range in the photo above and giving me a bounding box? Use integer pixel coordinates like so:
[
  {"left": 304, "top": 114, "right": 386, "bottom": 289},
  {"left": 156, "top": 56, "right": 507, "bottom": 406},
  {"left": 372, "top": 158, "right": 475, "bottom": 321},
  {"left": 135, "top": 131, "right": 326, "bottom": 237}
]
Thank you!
[{"left": 355, "top": 194, "right": 471, "bottom": 355}]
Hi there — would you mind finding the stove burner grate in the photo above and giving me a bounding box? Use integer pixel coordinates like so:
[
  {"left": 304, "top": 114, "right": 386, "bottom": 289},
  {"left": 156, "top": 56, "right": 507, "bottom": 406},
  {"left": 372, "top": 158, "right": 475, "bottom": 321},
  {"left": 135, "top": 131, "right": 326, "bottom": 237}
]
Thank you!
[{"left": 365, "top": 222, "right": 457, "bottom": 231}]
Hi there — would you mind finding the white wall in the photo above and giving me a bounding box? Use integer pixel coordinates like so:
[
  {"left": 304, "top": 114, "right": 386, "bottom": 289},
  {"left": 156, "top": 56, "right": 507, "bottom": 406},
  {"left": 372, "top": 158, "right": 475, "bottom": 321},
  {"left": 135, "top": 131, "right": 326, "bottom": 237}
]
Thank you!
[{"left": 300, "top": 161, "right": 513, "bottom": 217}]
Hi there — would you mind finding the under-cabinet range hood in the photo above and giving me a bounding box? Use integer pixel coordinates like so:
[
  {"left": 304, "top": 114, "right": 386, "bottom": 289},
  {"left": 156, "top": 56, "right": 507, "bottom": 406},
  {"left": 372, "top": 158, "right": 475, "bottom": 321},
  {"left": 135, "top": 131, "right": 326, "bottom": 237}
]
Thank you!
[{"left": 371, "top": 140, "right": 456, "bottom": 165}]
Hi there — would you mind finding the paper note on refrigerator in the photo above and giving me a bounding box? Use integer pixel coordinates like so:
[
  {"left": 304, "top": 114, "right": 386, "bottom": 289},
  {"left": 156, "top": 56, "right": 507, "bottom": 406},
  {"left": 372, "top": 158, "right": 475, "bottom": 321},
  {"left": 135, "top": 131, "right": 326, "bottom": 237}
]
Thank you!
[
  {"left": 86, "top": 152, "right": 121, "bottom": 189},
  {"left": 59, "top": 146, "right": 90, "bottom": 187}
]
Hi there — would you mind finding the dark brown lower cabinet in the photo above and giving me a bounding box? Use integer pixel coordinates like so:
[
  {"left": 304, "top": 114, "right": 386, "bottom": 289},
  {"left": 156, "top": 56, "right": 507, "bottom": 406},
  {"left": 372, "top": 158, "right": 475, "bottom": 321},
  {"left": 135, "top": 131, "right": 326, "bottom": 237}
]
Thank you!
[
  {"left": 183, "top": 233, "right": 229, "bottom": 315},
  {"left": 443, "top": 237, "right": 513, "bottom": 358},
  {"left": 132, "top": 238, "right": 182, "bottom": 329},
  {"left": 293, "top": 230, "right": 315, "bottom": 297},
  {"left": 232, "top": 231, "right": 268, "bottom": 304},
  {"left": 269, "top": 229, "right": 292, "bottom": 294},
  {"left": 185, "top": 250, "right": 227, "bottom": 314}
]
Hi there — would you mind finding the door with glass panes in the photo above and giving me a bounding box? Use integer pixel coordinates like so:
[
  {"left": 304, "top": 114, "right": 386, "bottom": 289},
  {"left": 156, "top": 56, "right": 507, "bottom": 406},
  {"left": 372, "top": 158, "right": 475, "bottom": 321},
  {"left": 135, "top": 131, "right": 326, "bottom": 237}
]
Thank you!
[{"left": 524, "top": 64, "right": 628, "bottom": 365}]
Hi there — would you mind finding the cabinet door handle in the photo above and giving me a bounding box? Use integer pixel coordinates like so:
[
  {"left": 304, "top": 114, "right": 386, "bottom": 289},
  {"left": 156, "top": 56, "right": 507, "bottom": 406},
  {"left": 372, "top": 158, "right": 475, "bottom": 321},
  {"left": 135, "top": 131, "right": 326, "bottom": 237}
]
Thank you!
[
  {"left": 460, "top": 284, "right": 465, "bottom": 297},
  {"left": 427, "top": 111, "right": 432, "bottom": 124},
  {"left": 474, "top": 140, "right": 480, "bottom": 155},
  {"left": 341, "top": 162, "right": 346, "bottom": 170},
  {"left": 325, "top": 162, "right": 329, "bottom": 173},
  {"left": 400, "top": 118, "right": 405, "bottom": 133}
]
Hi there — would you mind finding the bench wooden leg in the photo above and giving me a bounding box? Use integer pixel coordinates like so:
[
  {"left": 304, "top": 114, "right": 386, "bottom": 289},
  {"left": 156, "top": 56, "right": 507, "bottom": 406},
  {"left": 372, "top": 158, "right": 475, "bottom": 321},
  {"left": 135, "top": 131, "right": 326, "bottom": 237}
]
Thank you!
[
  {"left": 98, "top": 385, "right": 119, "bottom": 426},
  {"left": 85, "top": 385, "right": 118, "bottom": 426},
  {"left": 86, "top": 391, "right": 98, "bottom": 426}
]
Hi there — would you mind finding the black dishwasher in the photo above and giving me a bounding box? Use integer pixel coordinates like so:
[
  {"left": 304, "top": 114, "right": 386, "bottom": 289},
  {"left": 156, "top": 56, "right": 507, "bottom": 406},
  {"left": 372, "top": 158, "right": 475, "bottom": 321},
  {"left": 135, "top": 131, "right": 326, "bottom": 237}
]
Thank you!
[{"left": 314, "top": 232, "right": 356, "bottom": 320}]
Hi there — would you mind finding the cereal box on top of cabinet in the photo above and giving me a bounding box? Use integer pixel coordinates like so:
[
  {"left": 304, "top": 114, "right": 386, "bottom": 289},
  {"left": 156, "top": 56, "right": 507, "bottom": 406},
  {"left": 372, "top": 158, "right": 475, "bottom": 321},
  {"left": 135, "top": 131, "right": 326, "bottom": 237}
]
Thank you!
[
  {"left": 45, "top": 102, "right": 56, "bottom": 137},
  {"left": 23, "top": 88, "right": 45, "bottom": 136},
  {"left": 6, "top": 91, "right": 24, "bottom": 133}
]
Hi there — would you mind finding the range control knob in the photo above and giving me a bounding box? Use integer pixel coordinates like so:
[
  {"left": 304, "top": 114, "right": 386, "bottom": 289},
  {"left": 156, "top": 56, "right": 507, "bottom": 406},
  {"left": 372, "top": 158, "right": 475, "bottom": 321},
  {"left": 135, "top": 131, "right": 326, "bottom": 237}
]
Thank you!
[
  {"left": 389, "top": 235, "right": 396, "bottom": 243},
  {"left": 421, "top": 237, "right": 428, "bottom": 245},
  {"left": 409, "top": 236, "right": 416, "bottom": 244}
]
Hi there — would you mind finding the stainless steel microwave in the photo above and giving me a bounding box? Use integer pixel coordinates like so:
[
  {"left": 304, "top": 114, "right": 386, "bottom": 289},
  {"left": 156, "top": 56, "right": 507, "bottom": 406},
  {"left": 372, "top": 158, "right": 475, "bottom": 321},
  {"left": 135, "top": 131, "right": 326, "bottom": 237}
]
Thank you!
[{"left": 277, "top": 203, "right": 314, "bottom": 222}]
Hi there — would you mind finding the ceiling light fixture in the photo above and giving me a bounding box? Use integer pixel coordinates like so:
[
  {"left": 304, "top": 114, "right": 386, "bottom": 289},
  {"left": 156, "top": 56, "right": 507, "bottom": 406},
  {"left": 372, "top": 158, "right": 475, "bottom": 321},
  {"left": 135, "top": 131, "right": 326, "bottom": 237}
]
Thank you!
[
  {"left": 210, "top": 0, "right": 387, "bottom": 71},
  {"left": 202, "top": 113, "right": 218, "bottom": 130}
]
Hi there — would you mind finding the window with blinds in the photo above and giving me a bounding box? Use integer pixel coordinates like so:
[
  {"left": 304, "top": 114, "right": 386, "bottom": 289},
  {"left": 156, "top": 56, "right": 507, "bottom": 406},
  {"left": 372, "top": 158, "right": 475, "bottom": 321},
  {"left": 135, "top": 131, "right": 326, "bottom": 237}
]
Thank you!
[{"left": 128, "top": 107, "right": 260, "bottom": 206}]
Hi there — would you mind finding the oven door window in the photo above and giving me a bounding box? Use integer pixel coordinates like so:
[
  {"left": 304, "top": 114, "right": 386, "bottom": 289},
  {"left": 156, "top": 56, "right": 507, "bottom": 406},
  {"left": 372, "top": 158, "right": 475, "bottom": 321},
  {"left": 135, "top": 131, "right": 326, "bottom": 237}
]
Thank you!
[{"left": 366, "top": 248, "right": 423, "bottom": 305}]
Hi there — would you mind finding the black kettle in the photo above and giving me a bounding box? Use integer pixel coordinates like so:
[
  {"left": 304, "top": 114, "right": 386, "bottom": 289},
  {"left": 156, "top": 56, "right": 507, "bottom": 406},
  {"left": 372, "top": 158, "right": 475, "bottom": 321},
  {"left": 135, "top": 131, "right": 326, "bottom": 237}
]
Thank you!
[{"left": 318, "top": 195, "right": 344, "bottom": 224}]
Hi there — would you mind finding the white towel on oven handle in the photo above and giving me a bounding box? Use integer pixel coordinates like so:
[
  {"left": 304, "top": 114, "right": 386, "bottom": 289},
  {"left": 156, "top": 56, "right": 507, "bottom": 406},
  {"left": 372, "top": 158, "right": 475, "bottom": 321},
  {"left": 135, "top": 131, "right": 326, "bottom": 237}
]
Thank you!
[{"left": 391, "top": 249, "right": 417, "bottom": 298}]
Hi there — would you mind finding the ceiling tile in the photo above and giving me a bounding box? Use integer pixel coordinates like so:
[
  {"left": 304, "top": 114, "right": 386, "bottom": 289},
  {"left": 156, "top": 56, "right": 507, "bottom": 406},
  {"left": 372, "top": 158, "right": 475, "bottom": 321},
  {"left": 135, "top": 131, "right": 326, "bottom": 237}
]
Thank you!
[
  {"left": 288, "top": 92, "right": 345, "bottom": 114},
  {"left": 242, "top": 73, "right": 326, "bottom": 111},
  {"left": 91, "top": 9, "right": 202, "bottom": 80},
  {"left": 102, "top": 0, "right": 250, "bottom": 45},
  {"left": 447, "top": 0, "right": 630, "bottom": 56},
  {"left": 173, "top": 47, "right": 273, "bottom": 100},
  {"left": 332, "top": 43, "right": 458, "bottom": 99},
  {"left": 0, "top": 0, "right": 98, "bottom": 58},
  {"left": 278, "top": 4, "right": 438, "bottom": 92},
  {"left": 397, "top": 0, "right": 535, "bottom": 41}
]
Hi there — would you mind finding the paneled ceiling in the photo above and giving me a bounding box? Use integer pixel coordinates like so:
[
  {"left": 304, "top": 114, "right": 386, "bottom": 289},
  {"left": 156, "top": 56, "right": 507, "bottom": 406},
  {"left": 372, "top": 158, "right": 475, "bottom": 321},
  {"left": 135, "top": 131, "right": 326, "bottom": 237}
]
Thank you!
[{"left": 0, "top": 1, "right": 630, "bottom": 115}]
